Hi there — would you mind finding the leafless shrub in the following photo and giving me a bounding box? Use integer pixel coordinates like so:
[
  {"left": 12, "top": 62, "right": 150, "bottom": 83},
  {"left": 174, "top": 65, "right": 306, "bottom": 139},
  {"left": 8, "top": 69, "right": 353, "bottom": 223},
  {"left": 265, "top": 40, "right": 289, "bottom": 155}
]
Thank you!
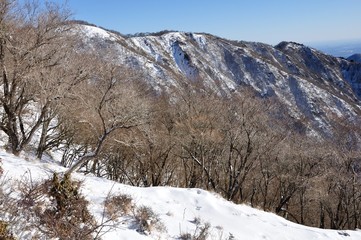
[
  {"left": 104, "top": 193, "right": 134, "bottom": 220},
  {"left": 1, "top": 170, "right": 134, "bottom": 239},
  {"left": 0, "top": 220, "right": 15, "bottom": 240},
  {"left": 35, "top": 173, "right": 96, "bottom": 239},
  {"left": 133, "top": 205, "right": 164, "bottom": 235},
  {"left": 1, "top": 171, "right": 96, "bottom": 239},
  {"left": 178, "top": 218, "right": 211, "bottom": 240}
]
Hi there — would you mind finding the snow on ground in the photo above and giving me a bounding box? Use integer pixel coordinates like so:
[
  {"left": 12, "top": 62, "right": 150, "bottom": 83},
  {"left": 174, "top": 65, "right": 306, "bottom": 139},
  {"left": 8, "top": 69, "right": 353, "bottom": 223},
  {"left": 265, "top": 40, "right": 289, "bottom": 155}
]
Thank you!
[
  {"left": 81, "top": 25, "right": 118, "bottom": 41},
  {"left": 1, "top": 149, "right": 361, "bottom": 240}
]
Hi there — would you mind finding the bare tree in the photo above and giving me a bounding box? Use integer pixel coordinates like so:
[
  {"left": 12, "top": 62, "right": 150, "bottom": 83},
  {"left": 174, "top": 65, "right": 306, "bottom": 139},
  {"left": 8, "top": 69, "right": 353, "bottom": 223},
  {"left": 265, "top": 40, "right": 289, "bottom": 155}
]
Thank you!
[
  {"left": 131, "top": 97, "right": 178, "bottom": 186},
  {"left": 218, "top": 91, "right": 283, "bottom": 202},
  {"left": 34, "top": 52, "right": 89, "bottom": 159},
  {"left": 63, "top": 60, "right": 150, "bottom": 177},
  {"left": 171, "top": 86, "right": 224, "bottom": 189},
  {"left": 0, "top": 0, "right": 75, "bottom": 155}
]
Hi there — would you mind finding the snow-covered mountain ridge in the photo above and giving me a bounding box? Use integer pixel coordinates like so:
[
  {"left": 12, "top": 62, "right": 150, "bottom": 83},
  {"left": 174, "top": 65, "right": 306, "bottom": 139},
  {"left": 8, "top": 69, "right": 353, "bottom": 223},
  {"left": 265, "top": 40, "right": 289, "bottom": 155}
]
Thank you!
[{"left": 80, "top": 24, "right": 361, "bottom": 136}]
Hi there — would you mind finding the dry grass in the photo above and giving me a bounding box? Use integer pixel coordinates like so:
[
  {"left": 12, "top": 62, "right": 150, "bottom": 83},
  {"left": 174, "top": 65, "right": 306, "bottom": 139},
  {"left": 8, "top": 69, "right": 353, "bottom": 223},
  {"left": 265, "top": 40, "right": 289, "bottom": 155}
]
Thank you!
[
  {"left": 0, "top": 220, "right": 15, "bottom": 240},
  {"left": 104, "top": 193, "right": 134, "bottom": 220},
  {"left": 133, "top": 205, "right": 165, "bottom": 235}
]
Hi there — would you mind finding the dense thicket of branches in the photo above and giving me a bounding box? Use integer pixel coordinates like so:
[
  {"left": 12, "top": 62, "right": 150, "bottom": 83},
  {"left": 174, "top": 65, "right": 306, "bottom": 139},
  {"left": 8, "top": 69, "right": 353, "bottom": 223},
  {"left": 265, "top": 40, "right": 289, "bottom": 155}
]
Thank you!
[
  {"left": 0, "top": 0, "right": 83, "bottom": 156},
  {"left": 71, "top": 85, "right": 359, "bottom": 230},
  {"left": 0, "top": 0, "right": 360, "bottom": 232}
]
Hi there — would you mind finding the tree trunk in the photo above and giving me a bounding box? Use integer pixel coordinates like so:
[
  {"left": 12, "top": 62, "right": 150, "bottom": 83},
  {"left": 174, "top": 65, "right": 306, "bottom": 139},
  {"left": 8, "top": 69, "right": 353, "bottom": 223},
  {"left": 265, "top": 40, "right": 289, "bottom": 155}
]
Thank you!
[
  {"left": 6, "top": 129, "right": 21, "bottom": 156},
  {"left": 319, "top": 202, "right": 325, "bottom": 229},
  {"left": 36, "top": 118, "right": 50, "bottom": 159}
]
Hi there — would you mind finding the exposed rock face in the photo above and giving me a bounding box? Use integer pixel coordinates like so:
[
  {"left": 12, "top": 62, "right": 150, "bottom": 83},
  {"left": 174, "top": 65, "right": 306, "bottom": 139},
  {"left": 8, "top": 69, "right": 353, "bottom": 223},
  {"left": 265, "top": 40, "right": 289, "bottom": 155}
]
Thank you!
[{"left": 79, "top": 24, "right": 361, "bottom": 136}]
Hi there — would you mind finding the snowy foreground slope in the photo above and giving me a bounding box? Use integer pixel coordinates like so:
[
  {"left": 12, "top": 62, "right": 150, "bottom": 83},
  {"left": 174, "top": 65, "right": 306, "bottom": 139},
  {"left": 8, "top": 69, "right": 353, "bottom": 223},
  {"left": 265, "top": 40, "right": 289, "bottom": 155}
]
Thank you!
[{"left": 1, "top": 150, "right": 361, "bottom": 240}]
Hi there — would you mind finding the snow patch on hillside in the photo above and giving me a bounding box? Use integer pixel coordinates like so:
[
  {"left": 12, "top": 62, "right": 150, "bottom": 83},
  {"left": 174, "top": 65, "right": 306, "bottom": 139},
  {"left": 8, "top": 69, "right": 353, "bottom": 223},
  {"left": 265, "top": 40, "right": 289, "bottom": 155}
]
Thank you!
[
  {"left": 81, "top": 25, "right": 117, "bottom": 41},
  {"left": 172, "top": 41, "right": 198, "bottom": 78},
  {"left": 192, "top": 33, "right": 207, "bottom": 49}
]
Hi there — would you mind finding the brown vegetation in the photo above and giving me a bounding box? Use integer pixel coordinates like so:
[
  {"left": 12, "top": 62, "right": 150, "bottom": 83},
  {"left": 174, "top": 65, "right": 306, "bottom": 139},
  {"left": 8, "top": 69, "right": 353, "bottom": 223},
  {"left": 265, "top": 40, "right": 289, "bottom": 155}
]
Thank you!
[{"left": 0, "top": 0, "right": 360, "bottom": 236}]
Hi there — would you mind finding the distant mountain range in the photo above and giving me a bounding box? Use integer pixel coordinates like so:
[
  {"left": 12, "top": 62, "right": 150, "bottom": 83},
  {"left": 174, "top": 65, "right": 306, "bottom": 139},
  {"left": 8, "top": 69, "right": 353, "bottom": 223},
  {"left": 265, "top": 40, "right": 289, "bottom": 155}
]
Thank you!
[
  {"left": 309, "top": 40, "right": 361, "bottom": 58},
  {"left": 348, "top": 53, "right": 361, "bottom": 63}
]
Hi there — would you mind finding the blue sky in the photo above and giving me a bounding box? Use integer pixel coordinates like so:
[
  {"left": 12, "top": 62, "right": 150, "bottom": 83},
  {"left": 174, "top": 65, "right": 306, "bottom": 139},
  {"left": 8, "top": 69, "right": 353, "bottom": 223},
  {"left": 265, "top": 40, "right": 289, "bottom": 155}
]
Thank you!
[{"left": 58, "top": 0, "right": 360, "bottom": 45}]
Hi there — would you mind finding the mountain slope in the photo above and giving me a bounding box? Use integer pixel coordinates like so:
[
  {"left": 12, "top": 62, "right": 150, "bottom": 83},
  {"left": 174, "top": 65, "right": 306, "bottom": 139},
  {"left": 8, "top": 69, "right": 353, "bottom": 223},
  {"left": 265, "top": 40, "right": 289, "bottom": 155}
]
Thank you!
[
  {"left": 348, "top": 53, "right": 361, "bottom": 63},
  {"left": 1, "top": 149, "right": 361, "bottom": 239},
  {"left": 79, "top": 24, "right": 361, "bottom": 136}
]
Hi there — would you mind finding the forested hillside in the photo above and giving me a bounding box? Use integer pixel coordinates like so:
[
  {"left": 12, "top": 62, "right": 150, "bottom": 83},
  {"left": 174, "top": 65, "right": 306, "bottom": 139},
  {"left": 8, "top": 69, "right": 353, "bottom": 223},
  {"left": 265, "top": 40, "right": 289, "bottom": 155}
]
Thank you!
[{"left": 0, "top": 1, "right": 361, "bottom": 238}]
